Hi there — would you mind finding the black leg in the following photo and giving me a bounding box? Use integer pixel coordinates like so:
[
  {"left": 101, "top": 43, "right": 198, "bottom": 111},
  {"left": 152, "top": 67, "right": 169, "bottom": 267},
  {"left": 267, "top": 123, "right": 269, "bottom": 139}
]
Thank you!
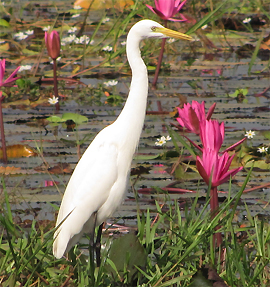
[
  {"left": 95, "top": 223, "right": 103, "bottom": 267},
  {"left": 89, "top": 211, "right": 98, "bottom": 271}
]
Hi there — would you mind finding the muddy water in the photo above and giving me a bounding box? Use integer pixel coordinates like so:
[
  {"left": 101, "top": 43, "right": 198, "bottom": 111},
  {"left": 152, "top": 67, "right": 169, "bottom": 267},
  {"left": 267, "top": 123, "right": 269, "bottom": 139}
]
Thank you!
[
  {"left": 1, "top": 1, "right": 270, "bottom": 227},
  {"left": 3, "top": 55, "right": 270, "bottom": 226}
]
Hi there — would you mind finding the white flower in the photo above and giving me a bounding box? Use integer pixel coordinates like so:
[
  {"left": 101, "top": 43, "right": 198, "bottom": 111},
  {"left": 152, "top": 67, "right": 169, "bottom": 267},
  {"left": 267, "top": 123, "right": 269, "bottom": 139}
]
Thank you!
[
  {"left": 0, "top": 40, "right": 6, "bottom": 44},
  {"left": 102, "top": 45, "right": 113, "bottom": 52},
  {"left": 72, "top": 14, "right": 80, "bottom": 18},
  {"left": 25, "top": 30, "right": 34, "bottom": 35},
  {"left": 19, "top": 65, "right": 32, "bottom": 72},
  {"left": 14, "top": 32, "right": 28, "bottom": 40},
  {"left": 73, "top": 5, "right": 82, "bottom": 9},
  {"left": 155, "top": 136, "right": 167, "bottom": 146},
  {"left": 68, "top": 27, "right": 78, "bottom": 33},
  {"left": 245, "top": 130, "right": 255, "bottom": 139},
  {"left": 201, "top": 24, "right": 208, "bottom": 30},
  {"left": 48, "top": 95, "right": 59, "bottom": 105},
  {"left": 166, "top": 135, "right": 171, "bottom": 141},
  {"left": 167, "top": 38, "right": 175, "bottom": 44},
  {"left": 102, "top": 17, "right": 110, "bottom": 23},
  {"left": 104, "top": 80, "right": 118, "bottom": 87},
  {"left": 43, "top": 26, "right": 51, "bottom": 31},
  {"left": 121, "top": 41, "right": 127, "bottom": 46},
  {"left": 75, "top": 35, "right": 91, "bottom": 44},
  {"left": 61, "top": 34, "right": 77, "bottom": 45},
  {"left": 243, "top": 17, "right": 251, "bottom": 24},
  {"left": 258, "top": 147, "right": 268, "bottom": 153}
]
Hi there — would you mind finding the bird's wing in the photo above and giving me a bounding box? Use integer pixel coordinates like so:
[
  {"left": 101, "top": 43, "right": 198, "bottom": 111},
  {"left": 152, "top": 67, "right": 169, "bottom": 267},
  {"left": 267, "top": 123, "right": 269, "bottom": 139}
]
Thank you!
[{"left": 54, "top": 139, "right": 119, "bottom": 246}]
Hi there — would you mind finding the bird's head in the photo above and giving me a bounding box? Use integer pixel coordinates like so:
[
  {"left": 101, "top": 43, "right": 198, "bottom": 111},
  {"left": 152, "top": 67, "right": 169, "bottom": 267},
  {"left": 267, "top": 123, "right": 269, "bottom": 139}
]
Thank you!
[{"left": 132, "top": 19, "right": 192, "bottom": 41}]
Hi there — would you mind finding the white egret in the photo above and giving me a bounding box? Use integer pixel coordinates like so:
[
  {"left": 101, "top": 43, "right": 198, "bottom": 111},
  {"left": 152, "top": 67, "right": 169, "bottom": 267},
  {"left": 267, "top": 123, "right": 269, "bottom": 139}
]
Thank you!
[{"left": 53, "top": 19, "right": 192, "bottom": 259}]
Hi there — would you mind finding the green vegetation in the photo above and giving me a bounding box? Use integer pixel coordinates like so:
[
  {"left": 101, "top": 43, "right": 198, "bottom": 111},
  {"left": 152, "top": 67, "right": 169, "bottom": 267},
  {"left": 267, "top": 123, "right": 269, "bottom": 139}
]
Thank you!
[{"left": 0, "top": 0, "right": 270, "bottom": 286}]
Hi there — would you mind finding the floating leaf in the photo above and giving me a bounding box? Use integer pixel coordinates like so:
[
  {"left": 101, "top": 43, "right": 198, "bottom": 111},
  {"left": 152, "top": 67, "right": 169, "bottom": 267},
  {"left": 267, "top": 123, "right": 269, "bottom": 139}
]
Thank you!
[
  {"left": 0, "top": 144, "right": 37, "bottom": 159},
  {"left": 47, "top": 115, "right": 66, "bottom": 123},
  {"left": 47, "top": 113, "right": 88, "bottom": 125},
  {"left": 2, "top": 97, "right": 49, "bottom": 109},
  {"left": 74, "top": 0, "right": 134, "bottom": 11},
  {"left": 61, "top": 113, "right": 88, "bottom": 125},
  {"left": 0, "top": 166, "right": 23, "bottom": 175},
  {"left": 228, "top": 88, "right": 248, "bottom": 98},
  {"left": 21, "top": 48, "right": 40, "bottom": 55},
  {"left": 246, "top": 160, "right": 270, "bottom": 169},
  {"left": 48, "top": 163, "right": 73, "bottom": 174}
]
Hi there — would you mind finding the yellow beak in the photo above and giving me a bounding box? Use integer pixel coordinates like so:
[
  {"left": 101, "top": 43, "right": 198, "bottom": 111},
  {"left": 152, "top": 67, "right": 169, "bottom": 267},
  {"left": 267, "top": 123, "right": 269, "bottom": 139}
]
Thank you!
[{"left": 155, "top": 27, "right": 192, "bottom": 41}]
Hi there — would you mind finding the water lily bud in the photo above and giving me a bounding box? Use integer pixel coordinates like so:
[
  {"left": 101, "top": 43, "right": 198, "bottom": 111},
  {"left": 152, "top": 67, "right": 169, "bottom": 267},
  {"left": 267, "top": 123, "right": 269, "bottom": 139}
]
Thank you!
[{"left": 45, "top": 31, "right": 61, "bottom": 60}]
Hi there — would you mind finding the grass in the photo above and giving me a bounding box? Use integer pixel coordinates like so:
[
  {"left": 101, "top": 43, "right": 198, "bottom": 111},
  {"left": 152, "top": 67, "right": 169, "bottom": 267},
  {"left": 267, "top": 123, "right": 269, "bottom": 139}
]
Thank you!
[
  {"left": 1, "top": 0, "right": 270, "bottom": 286},
  {"left": 1, "top": 174, "right": 270, "bottom": 286}
]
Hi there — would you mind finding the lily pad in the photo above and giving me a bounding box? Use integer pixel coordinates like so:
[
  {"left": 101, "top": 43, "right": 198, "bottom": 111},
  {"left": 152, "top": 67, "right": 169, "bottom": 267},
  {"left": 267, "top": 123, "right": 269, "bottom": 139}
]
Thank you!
[{"left": 47, "top": 113, "right": 88, "bottom": 125}]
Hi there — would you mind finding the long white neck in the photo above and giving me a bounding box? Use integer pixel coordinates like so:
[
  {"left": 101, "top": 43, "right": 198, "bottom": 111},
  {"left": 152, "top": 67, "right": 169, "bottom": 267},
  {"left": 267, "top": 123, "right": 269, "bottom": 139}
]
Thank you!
[{"left": 113, "top": 27, "right": 148, "bottom": 148}]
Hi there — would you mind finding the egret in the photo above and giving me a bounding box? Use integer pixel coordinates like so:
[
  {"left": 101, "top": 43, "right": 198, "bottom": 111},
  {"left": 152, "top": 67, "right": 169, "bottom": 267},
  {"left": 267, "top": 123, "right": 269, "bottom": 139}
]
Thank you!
[{"left": 53, "top": 19, "right": 192, "bottom": 259}]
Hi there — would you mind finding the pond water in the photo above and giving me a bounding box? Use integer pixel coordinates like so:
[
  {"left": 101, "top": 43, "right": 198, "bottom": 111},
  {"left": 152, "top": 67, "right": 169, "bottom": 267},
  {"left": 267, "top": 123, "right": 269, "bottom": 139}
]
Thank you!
[{"left": 1, "top": 1, "right": 270, "bottom": 230}]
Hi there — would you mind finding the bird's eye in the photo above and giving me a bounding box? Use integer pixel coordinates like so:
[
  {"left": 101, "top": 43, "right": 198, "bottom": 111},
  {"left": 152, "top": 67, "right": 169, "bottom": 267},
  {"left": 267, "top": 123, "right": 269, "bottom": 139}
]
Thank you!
[{"left": 151, "top": 26, "right": 157, "bottom": 32}]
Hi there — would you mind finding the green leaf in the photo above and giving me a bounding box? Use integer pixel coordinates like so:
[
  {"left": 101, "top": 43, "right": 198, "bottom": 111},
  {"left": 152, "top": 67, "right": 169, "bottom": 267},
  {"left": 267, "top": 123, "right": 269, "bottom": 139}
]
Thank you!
[
  {"left": 61, "top": 113, "right": 88, "bottom": 124},
  {"left": 0, "top": 19, "right": 10, "bottom": 27},
  {"left": 47, "top": 113, "right": 88, "bottom": 125},
  {"left": 228, "top": 91, "right": 238, "bottom": 98},
  {"left": 21, "top": 48, "right": 40, "bottom": 55},
  {"left": 47, "top": 115, "right": 65, "bottom": 123},
  {"left": 107, "top": 233, "right": 147, "bottom": 282},
  {"left": 147, "top": 65, "right": 156, "bottom": 71},
  {"left": 228, "top": 88, "right": 248, "bottom": 98}
]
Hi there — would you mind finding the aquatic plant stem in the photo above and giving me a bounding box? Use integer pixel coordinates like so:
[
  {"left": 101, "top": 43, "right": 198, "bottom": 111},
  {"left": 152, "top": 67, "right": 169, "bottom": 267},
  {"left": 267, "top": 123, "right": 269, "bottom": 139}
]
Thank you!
[
  {"left": 53, "top": 59, "right": 60, "bottom": 112},
  {"left": 0, "top": 95, "right": 7, "bottom": 164},
  {"left": 152, "top": 20, "right": 167, "bottom": 88},
  {"left": 210, "top": 186, "right": 222, "bottom": 248}
]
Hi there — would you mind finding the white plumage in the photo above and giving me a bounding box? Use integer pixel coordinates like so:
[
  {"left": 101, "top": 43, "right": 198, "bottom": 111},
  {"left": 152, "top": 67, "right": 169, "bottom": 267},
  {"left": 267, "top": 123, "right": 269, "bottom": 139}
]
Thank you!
[{"left": 53, "top": 19, "right": 191, "bottom": 259}]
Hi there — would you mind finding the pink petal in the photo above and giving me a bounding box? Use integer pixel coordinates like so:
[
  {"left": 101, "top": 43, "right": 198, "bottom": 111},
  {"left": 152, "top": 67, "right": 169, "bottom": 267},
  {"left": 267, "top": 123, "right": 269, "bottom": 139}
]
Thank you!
[
  {"left": 146, "top": 4, "right": 157, "bottom": 15},
  {"left": 176, "top": 0, "right": 187, "bottom": 10},
  {"left": 223, "top": 137, "right": 246, "bottom": 153},
  {"left": 196, "top": 156, "right": 210, "bottom": 185},
  {"left": 206, "top": 102, "right": 216, "bottom": 120},
  {"left": 217, "top": 166, "right": 243, "bottom": 186},
  {"left": 192, "top": 100, "right": 205, "bottom": 122},
  {"left": 3, "top": 66, "right": 20, "bottom": 86},
  {"left": 0, "top": 59, "right": 5, "bottom": 86},
  {"left": 167, "top": 16, "right": 188, "bottom": 22},
  {"left": 188, "top": 107, "right": 200, "bottom": 134},
  {"left": 157, "top": 0, "right": 175, "bottom": 18}
]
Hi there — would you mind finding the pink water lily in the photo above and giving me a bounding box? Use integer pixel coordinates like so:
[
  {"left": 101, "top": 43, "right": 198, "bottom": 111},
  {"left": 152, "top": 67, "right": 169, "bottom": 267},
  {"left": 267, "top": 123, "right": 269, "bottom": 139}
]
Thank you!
[
  {"left": 0, "top": 59, "right": 20, "bottom": 87},
  {"left": 177, "top": 101, "right": 216, "bottom": 134},
  {"left": 146, "top": 0, "right": 187, "bottom": 22},
  {"left": 199, "top": 119, "right": 246, "bottom": 153},
  {"left": 200, "top": 120, "right": 224, "bottom": 153},
  {"left": 186, "top": 118, "right": 246, "bottom": 153},
  {"left": 45, "top": 31, "right": 61, "bottom": 60},
  {"left": 45, "top": 30, "right": 61, "bottom": 111},
  {"left": 196, "top": 149, "right": 243, "bottom": 187}
]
